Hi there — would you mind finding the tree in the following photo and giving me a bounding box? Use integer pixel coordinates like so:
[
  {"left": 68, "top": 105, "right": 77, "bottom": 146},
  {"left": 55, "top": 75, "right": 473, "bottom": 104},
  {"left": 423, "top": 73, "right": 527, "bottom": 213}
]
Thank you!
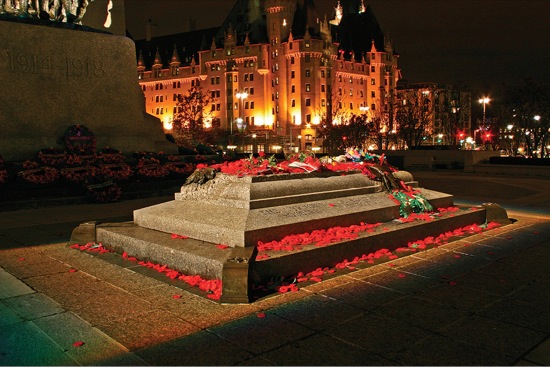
[
  {"left": 395, "top": 90, "right": 433, "bottom": 148},
  {"left": 440, "top": 90, "right": 470, "bottom": 146},
  {"left": 319, "top": 114, "right": 371, "bottom": 152},
  {"left": 502, "top": 79, "right": 550, "bottom": 157},
  {"left": 172, "top": 85, "right": 215, "bottom": 147}
]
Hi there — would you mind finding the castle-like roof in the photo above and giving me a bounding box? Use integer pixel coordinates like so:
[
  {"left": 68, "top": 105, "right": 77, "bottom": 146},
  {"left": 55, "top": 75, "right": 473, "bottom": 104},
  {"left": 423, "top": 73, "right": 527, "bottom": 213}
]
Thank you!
[{"left": 134, "top": 0, "right": 389, "bottom": 69}]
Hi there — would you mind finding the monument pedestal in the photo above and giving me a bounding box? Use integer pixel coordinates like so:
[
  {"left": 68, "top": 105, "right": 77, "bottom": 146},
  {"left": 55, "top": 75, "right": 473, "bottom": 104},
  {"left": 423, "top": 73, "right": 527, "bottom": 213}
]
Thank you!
[
  {"left": 71, "top": 171, "right": 507, "bottom": 303},
  {"left": 0, "top": 20, "right": 176, "bottom": 161}
]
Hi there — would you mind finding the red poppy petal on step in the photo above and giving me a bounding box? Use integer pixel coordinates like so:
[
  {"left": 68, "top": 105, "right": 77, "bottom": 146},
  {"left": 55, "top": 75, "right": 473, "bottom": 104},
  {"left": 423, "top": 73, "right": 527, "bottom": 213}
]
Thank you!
[
  {"left": 328, "top": 203, "right": 335, "bottom": 207},
  {"left": 256, "top": 312, "right": 266, "bottom": 318},
  {"left": 398, "top": 273, "right": 406, "bottom": 278},
  {"left": 69, "top": 269, "right": 77, "bottom": 273},
  {"left": 449, "top": 281, "right": 457, "bottom": 286},
  {"left": 172, "top": 294, "right": 182, "bottom": 299},
  {"left": 216, "top": 244, "right": 229, "bottom": 249},
  {"left": 453, "top": 254, "right": 461, "bottom": 258},
  {"left": 18, "top": 258, "right": 25, "bottom": 261},
  {"left": 72, "top": 341, "right": 85, "bottom": 347}
]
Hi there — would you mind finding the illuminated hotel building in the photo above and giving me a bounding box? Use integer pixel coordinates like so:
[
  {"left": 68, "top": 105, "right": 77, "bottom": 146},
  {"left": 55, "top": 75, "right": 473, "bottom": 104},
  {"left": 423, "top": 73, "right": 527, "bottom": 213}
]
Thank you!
[{"left": 135, "top": 0, "right": 400, "bottom": 152}]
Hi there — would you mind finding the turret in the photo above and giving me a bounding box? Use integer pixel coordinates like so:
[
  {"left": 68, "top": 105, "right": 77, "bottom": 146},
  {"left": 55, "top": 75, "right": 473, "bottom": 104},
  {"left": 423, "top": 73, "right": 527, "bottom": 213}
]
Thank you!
[{"left": 264, "top": 0, "right": 296, "bottom": 43}]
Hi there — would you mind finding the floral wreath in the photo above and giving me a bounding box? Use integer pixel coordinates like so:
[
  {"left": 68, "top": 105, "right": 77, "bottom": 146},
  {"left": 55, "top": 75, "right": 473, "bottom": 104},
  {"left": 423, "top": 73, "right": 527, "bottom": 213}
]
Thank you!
[
  {"left": 63, "top": 125, "right": 96, "bottom": 155},
  {"left": 0, "top": 155, "right": 7, "bottom": 184}
]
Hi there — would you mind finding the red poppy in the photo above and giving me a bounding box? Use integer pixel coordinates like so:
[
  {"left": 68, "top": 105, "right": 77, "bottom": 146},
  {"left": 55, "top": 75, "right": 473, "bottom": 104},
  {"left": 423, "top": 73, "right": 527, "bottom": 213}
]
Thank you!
[
  {"left": 171, "top": 233, "right": 189, "bottom": 239},
  {"left": 172, "top": 294, "right": 182, "bottom": 299},
  {"left": 257, "top": 312, "right": 266, "bottom": 318},
  {"left": 69, "top": 269, "right": 77, "bottom": 273},
  {"left": 72, "top": 341, "right": 85, "bottom": 347},
  {"left": 216, "top": 244, "right": 230, "bottom": 250}
]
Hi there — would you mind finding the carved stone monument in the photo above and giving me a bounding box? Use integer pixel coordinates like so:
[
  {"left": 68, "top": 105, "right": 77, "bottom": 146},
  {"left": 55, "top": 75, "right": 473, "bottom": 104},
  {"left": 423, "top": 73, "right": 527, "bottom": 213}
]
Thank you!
[{"left": 0, "top": 5, "right": 176, "bottom": 161}]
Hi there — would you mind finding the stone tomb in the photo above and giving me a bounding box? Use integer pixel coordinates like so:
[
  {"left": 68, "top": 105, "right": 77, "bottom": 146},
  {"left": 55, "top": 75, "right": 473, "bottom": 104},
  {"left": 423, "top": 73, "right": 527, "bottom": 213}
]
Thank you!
[{"left": 74, "top": 171, "right": 500, "bottom": 303}]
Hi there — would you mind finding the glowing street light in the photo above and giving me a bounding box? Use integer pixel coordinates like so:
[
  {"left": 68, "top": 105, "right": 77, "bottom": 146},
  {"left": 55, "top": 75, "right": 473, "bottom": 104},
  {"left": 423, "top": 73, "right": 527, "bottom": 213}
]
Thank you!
[
  {"left": 478, "top": 97, "right": 490, "bottom": 127},
  {"left": 233, "top": 91, "right": 248, "bottom": 135}
]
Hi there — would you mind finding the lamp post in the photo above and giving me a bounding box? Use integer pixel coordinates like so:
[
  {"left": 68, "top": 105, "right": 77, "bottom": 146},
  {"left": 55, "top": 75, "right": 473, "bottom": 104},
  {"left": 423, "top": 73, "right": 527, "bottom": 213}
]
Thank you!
[
  {"left": 478, "top": 97, "right": 490, "bottom": 128},
  {"left": 234, "top": 91, "right": 248, "bottom": 134},
  {"left": 235, "top": 91, "right": 248, "bottom": 152}
]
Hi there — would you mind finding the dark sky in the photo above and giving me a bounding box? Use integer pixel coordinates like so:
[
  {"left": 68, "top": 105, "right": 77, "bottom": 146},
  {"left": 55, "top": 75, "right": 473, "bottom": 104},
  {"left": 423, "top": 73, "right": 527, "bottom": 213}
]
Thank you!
[{"left": 125, "top": 0, "right": 550, "bottom": 95}]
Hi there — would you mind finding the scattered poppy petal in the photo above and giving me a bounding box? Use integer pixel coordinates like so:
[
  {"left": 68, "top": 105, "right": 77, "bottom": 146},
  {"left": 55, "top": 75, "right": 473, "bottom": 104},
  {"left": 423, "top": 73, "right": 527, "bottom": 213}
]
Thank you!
[
  {"left": 18, "top": 257, "right": 25, "bottom": 261},
  {"left": 69, "top": 269, "right": 77, "bottom": 273},
  {"left": 72, "top": 341, "right": 85, "bottom": 347},
  {"left": 172, "top": 294, "right": 182, "bottom": 299},
  {"left": 398, "top": 273, "right": 406, "bottom": 278},
  {"left": 216, "top": 244, "right": 230, "bottom": 250},
  {"left": 449, "top": 281, "right": 457, "bottom": 286},
  {"left": 328, "top": 203, "right": 335, "bottom": 207},
  {"left": 256, "top": 312, "right": 266, "bottom": 318}
]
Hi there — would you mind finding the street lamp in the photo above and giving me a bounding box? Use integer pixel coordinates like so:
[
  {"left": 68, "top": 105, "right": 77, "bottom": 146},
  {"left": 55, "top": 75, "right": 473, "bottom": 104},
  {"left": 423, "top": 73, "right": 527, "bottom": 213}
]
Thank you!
[
  {"left": 478, "top": 97, "right": 490, "bottom": 128},
  {"left": 234, "top": 91, "right": 248, "bottom": 135}
]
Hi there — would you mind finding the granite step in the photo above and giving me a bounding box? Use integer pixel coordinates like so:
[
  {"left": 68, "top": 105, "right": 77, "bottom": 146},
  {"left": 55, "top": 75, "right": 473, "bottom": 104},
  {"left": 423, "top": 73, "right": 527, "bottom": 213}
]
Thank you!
[{"left": 88, "top": 204, "right": 489, "bottom": 303}]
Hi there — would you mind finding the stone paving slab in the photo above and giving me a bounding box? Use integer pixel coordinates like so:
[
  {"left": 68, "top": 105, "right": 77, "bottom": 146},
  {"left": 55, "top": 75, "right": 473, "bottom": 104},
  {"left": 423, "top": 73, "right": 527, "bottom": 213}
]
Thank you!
[
  {"left": 0, "top": 268, "right": 35, "bottom": 299},
  {"left": 33, "top": 311, "right": 147, "bottom": 366},
  {"left": 0, "top": 321, "right": 78, "bottom": 366}
]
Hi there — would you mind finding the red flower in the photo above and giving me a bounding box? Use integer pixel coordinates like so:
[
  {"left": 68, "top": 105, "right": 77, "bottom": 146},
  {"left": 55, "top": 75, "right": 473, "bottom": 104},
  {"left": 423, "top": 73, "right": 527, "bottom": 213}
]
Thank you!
[
  {"left": 328, "top": 203, "right": 335, "bottom": 207},
  {"left": 171, "top": 233, "right": 189, "bottom": 239},
  {"left": 172, "top": 294, "right": 182, "bottom": 299},
  {"left": 257, "top": 312, "right": 266, "bottom": 318},
  {"left": 72, "top": 341, "right": 85, "bottom": 347},
  {"left": 216, "top": 244, "right": 230, "bottom": 250}
]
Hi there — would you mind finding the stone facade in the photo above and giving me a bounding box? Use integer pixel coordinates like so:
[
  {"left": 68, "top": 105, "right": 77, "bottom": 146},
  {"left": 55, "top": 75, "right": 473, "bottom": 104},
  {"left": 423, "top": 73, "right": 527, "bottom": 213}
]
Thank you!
[{"left": 0, "top": 19, "right": 176, "bottom": 161}]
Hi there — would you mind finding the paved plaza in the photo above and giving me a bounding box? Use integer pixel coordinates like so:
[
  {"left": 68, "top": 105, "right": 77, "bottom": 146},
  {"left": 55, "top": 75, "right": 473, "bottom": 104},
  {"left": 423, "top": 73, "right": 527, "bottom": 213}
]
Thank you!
[{"left": 1, "top": 170, "right": 549, "bottom": 366}]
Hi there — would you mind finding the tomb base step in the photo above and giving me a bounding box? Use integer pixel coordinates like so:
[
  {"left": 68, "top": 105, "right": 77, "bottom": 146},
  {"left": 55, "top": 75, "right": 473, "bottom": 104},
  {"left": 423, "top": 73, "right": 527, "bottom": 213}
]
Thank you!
[{"left": 82, "top": 204, "right": 493, "bottom": 303}]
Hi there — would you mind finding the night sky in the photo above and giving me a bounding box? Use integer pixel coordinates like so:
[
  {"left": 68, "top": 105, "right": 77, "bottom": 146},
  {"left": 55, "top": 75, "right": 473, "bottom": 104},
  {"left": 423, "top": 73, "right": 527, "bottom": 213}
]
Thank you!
[{"left": 125, "top": 0, "right": 550, "bottom": 96}]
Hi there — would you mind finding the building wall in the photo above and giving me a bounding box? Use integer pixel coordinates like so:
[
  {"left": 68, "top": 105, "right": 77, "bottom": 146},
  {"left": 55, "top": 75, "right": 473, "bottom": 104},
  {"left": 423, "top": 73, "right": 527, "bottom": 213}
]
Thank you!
[{"left": 137, "top": 1, "right": 400, "bottom": 152}]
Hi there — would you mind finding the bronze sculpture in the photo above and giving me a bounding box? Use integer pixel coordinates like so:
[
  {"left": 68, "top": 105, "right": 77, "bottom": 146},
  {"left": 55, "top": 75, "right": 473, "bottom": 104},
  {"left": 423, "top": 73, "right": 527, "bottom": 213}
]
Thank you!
[{"left": 1, "top": 0, "right": 93, "bottom": 24}]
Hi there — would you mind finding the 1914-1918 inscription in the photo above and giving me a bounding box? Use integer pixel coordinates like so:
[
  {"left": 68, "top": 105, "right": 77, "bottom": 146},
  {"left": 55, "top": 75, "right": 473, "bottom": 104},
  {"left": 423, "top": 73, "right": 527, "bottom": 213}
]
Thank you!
[{"left": 2, "top": 50, "right": 105, "bottom": 79}]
